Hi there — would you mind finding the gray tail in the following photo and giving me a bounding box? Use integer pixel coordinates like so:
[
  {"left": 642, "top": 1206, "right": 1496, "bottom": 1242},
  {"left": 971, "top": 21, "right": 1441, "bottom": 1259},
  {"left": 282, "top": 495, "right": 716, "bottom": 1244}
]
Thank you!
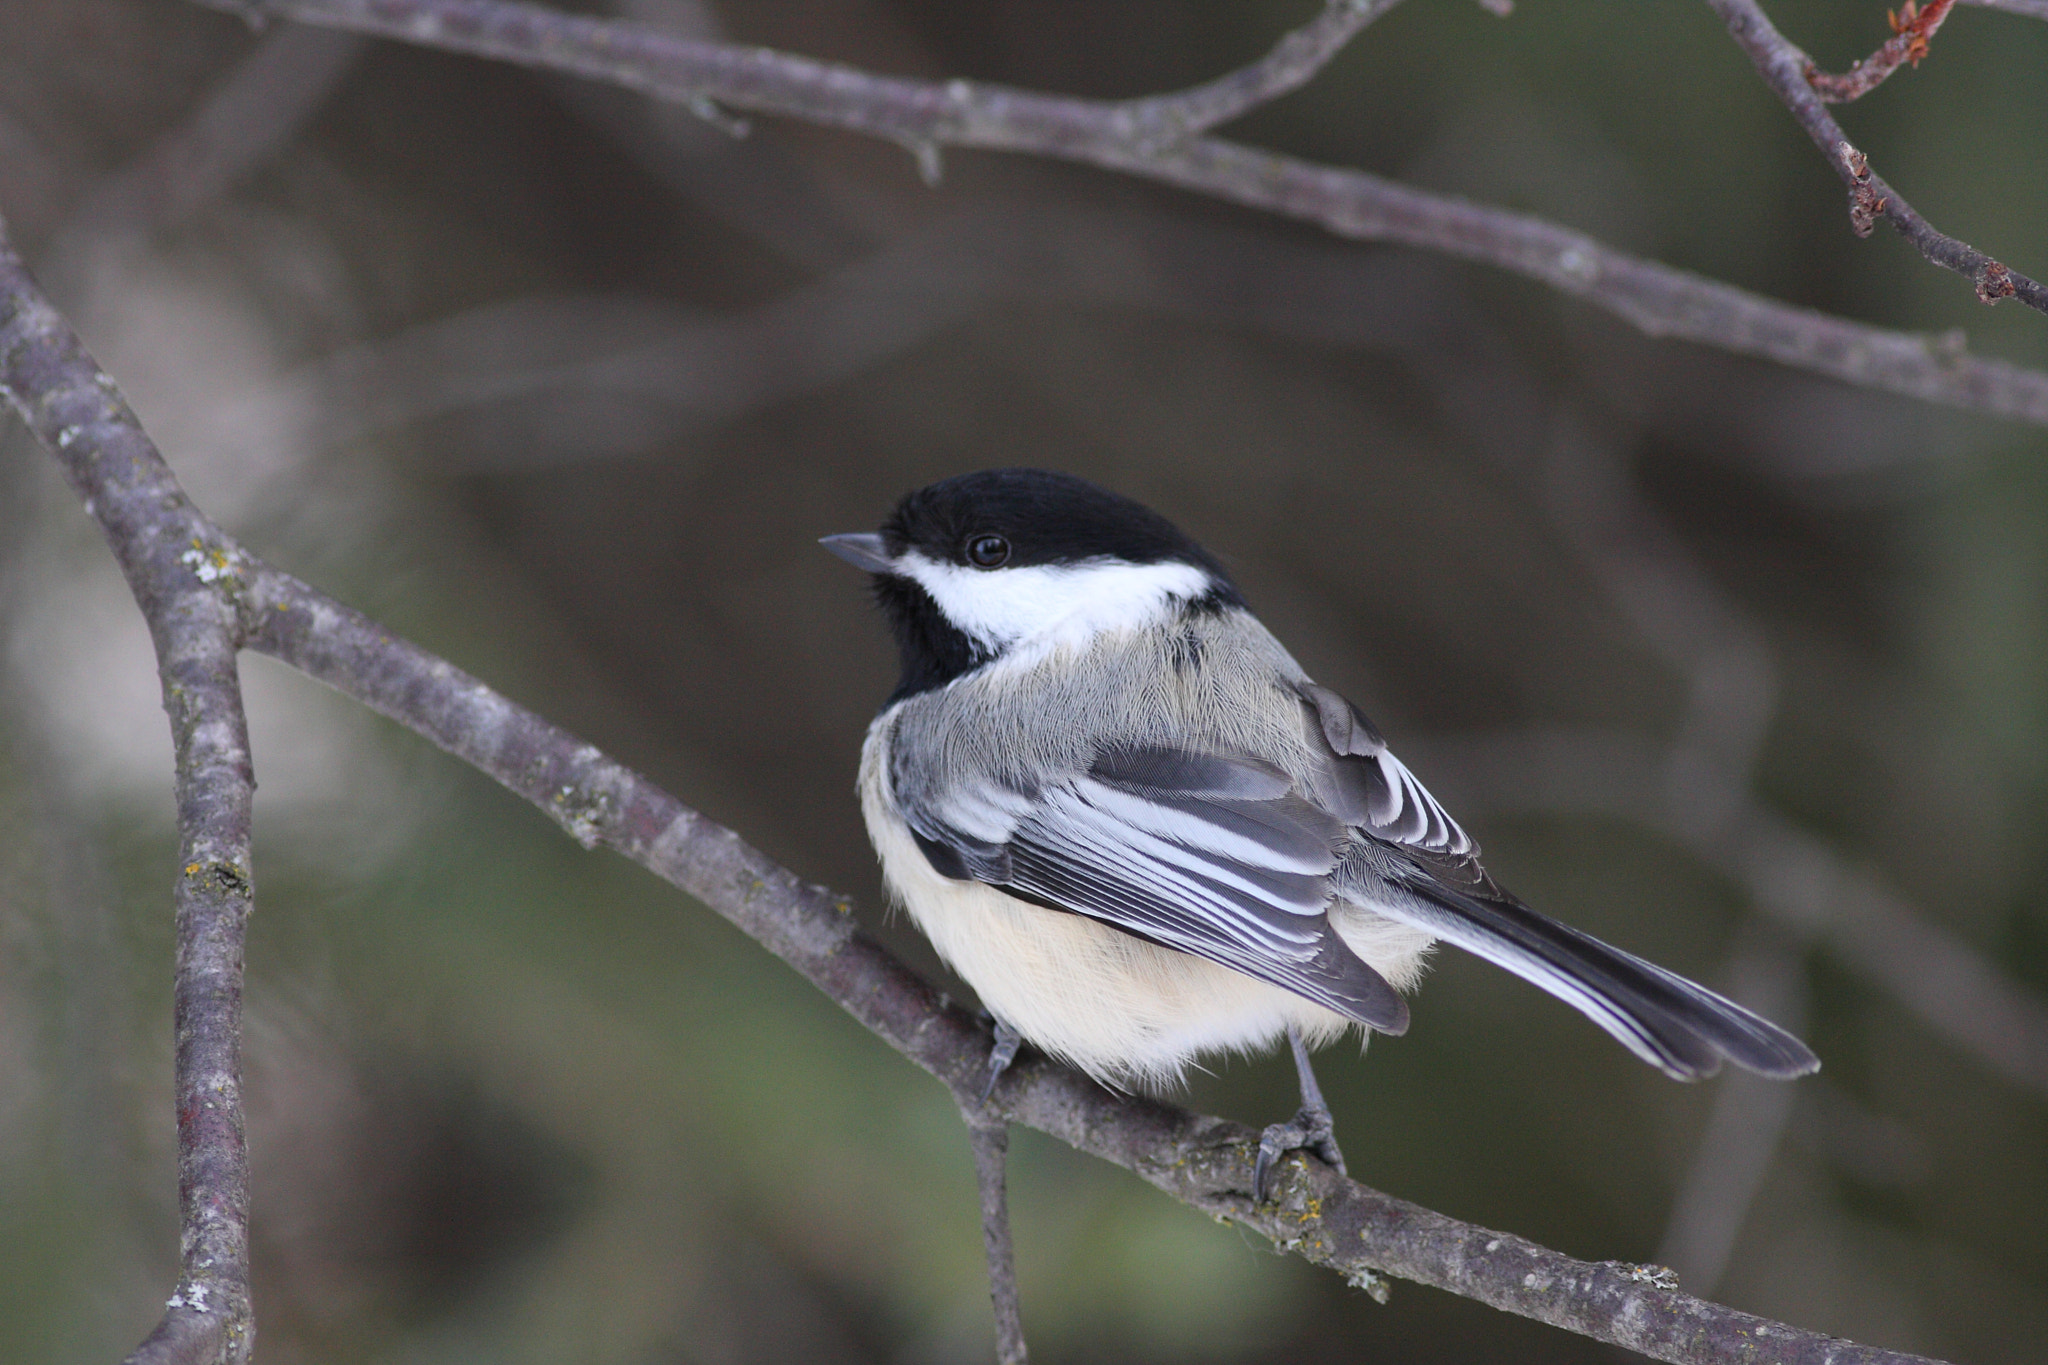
[{"left": 1391, "top": 872, "right": 1818, "bottom": 1080}]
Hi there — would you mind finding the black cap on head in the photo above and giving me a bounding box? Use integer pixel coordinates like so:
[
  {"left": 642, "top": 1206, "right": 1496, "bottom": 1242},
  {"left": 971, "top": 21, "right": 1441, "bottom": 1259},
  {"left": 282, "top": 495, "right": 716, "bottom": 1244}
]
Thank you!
[
  {"left": 842, "top": 470, "right": 1243, "bottom": 703},
  {"left": 881, "top": 468, "right": 1239, "bottom": 585}
]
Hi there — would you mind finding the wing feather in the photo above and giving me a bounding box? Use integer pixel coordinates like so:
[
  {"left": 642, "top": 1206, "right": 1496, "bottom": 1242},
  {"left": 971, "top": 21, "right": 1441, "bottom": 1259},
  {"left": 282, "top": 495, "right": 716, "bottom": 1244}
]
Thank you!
[
  {"left": 1298, "top": 681, "right": 1473, "bottom": 856},
  {"left": 897, "top": 744, "right": 1408, "bottom": 1032}
]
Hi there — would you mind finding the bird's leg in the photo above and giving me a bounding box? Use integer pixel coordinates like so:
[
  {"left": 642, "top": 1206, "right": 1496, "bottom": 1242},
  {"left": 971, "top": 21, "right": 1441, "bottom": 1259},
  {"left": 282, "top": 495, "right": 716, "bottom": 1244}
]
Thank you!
[
  {"left": 1254, "top": 1025, "right": 1348, "bottom": 1201},
  {"left": 979, "top": 1017, "right": 1024, "bottom": 1104}
]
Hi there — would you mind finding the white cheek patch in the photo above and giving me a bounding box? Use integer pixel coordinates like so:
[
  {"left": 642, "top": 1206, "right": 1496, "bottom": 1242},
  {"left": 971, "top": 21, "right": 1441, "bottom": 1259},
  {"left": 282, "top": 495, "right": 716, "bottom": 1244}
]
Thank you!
[{"left": 901, "top": 553, "right": 1215, "bottom": 654}]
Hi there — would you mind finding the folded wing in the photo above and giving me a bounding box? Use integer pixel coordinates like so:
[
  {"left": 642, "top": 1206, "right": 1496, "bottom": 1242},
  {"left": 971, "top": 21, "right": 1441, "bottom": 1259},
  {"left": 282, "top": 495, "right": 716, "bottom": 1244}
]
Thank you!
[{"left": 896, "top": 743, "right": 1409, "bottom": 1032}]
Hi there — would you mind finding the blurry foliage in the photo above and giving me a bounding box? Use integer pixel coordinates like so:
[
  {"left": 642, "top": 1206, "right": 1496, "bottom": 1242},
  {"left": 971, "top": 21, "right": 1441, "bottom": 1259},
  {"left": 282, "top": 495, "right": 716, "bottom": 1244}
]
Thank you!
[{"left": 1, "top": 0, "right": 2047, "bottom": 1361}]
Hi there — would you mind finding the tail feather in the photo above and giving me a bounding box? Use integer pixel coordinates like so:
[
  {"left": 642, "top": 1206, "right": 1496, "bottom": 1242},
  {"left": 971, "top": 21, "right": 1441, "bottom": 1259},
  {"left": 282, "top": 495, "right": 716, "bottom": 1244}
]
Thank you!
[{"left": 1378, "top": 870, "right": 1818, "bottom": 1080}]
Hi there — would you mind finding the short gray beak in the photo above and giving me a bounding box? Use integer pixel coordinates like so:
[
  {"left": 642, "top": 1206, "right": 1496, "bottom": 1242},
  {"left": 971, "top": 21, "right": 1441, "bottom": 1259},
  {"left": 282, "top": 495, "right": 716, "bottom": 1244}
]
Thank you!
[{"left": 819, "top": 532, "right": 896, "bottom": 574}]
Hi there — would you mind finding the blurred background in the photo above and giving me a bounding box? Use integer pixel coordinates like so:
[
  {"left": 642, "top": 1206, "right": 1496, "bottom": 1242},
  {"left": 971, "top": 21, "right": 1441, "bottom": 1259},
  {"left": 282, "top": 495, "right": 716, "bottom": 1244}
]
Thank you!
[{"left": 3, "top": 0, "right": 2047, "bottom": 1360}]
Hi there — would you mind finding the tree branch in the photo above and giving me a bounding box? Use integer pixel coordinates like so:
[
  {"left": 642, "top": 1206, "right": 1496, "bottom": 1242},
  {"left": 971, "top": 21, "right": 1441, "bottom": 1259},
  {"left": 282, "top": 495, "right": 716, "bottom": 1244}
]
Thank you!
[
  {"left": 964, "top": 1113, "right": 1027, "bottom": 1365},
  {"left": 1709, "top": 0, "right": 2047, "bottom": 311},
  {"left": 0, "top": 207, "right": 1952, "bottom": 1365},
  {"left": 182, "top": 0, "right": 2048, "bottom": 425},
  {"left": 1957, "top": 0, "right": 2048, "bottom": 20},
  {"left": 0, "top": 233, "right": 257, "bottom": 1363},
  {"left": 1110, "top": 0, "right": 1402, "bottom": 141},
  {"left": 1804, "top": 0, "right": 1954, "bottom": 103}
]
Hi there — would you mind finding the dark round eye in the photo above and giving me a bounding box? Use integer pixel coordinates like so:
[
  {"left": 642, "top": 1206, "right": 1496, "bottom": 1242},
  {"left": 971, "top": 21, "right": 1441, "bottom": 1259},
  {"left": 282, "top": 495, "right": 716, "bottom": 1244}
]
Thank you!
[{"left": 966, "top": 534, "right": 1011, "bottom": 569}]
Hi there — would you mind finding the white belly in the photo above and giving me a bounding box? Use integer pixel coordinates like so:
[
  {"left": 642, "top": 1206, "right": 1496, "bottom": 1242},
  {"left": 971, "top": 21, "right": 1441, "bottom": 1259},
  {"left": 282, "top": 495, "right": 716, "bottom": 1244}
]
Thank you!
[{"left": 859, "top": 728, "right": 1434, "bottom": 1088}]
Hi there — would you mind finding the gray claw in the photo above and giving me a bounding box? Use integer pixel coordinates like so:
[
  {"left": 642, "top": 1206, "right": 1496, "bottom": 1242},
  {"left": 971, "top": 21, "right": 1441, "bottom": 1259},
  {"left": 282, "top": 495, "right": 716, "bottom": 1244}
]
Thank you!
[
  {"left": 1256, "top": 1025, "right": 1350, "bottom": 1201},
  {"left": 1255, "top": 1104, "right": 1347, "bottom": 1201},
  {"left": 979, "top": 1019, "right": 1023, "bottom": 1105}
]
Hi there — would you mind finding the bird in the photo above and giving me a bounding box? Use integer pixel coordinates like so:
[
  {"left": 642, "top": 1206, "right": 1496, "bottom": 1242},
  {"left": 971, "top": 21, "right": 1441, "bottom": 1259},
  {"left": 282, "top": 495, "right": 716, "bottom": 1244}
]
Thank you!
[{"left": 823, "top": 467, "right": 1817, "bottom": 1195}]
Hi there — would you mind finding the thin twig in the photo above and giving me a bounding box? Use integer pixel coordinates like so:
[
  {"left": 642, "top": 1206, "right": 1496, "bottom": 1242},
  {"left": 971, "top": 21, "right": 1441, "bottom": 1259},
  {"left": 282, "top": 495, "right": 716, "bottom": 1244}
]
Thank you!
[
  {"left": 964, "top": 1114, "right": 1028, "bottom": 1365},
  {"left": 1804, "top": 0, "right": 1955, "bottom": 103},
  {"left": 0, "top": 229, "right": 258, "bottom": 1364},
  {"left": 1957, "top": 0, "right": 2048, "bottom": 18},
  {"left": 1708, "top": 0, "right": 2048, "bottom": 312},
  {"left": 1111, "top": 0, "right": 1403, "bottom": 142},
  {"left": 183, "top": 0, "right": 2048, "bottom": 413}
]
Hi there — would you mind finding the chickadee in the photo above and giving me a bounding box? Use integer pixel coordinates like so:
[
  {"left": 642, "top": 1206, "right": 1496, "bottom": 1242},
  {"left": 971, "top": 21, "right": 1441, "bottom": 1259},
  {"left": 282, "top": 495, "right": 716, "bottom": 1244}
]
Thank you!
[{"left": 825, "top": 469, "right": 1816, "bottom": 1192}]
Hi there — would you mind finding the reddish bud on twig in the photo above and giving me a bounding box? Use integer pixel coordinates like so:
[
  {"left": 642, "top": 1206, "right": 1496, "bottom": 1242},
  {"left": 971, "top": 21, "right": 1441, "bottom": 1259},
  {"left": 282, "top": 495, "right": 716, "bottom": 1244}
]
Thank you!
[
  {"left": 1977, "top": 261, "right": 2017, "bottom": 304},
  {"left": 1838, "top": 145, "right": 1886, "bottom": 237},
  {"left": 1806, "top": 0, "right": 1953, "bottom": 102},
  {"left": 1887, "top": 0, "right": 1934, "bottom": 65}
]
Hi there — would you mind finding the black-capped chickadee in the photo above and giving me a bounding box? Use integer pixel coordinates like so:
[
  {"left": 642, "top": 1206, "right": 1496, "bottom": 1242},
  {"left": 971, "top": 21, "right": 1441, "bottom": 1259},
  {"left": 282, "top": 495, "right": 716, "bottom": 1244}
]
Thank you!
[{"left": 825, "top": 469, "right": 1817, "bottom": 1192}]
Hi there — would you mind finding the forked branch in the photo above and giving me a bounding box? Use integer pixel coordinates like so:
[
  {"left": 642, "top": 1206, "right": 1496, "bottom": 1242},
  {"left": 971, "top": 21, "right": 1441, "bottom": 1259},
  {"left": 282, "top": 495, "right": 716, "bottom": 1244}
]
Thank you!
[
  {"left": 184, "top": 0, "right": 2048, "bottom": 421},
  {"left": 1804, "top": 0, "right": 1954, "bottom": 102},
  {"left": 0, "top": 238, "right": 258, "bottom": 1363},
  {"left": 1709, "top": 0, "right": 2047, "bottom": 312}
]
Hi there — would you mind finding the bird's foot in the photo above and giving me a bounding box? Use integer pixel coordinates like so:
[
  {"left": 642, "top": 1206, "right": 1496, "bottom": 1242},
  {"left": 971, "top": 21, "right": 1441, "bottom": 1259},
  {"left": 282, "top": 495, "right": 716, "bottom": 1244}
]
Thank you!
[
  {"left": 979, "top": 1018, "right": 1023, "bottom": 1105},
  {"left": 1254, "top": 1100, "right": 1347, "bottom": 1203}
]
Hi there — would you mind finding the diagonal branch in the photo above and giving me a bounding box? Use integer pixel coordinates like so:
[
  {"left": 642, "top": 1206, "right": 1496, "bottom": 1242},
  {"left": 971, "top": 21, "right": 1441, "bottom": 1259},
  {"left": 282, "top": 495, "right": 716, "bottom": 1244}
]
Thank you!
[
  {"left": 1709, "top": 0, "right": 2048, "bottom": 311},
  {"left": 0, "top": 235, "right": 258, "bottom": 1362},
  {"left": 0, "top": 209, "right": 1949, "bottom": 1365},
  {"left": 181, "top": 0, "right": 2048, "bottom": 426}
]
